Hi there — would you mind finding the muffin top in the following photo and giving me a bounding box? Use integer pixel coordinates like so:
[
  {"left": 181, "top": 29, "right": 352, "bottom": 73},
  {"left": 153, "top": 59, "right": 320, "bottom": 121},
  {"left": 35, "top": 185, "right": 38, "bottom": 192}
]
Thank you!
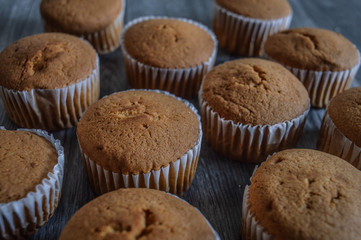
[
  {"left": 328, "top": 87, "right": 361, "bottom": 147},
  {"left": 77, "top": 90, "right": 200, "bottom": 174},
  {"left": 40, "top": 0, "right": 123, "bottom": 34},
  {"left": 201, "top": 58, "right": 309, "bottom": 125},
  {"left": 249, "top": 149, "right": 361, "bottom": 240},
  {"left": 0, "top": 130, "right": 58, "bottom": 203},
  {"left": 123, "top": 18, "right": 215, "bottom": 68},
  {"left": 0, "top": 33, "right": 96, "bottom": 91},
  {"left": 215, "top": 0, "right": 291, "bottom": 20},
  {"left": 264, "top": 28, "right": 359, "bottom": 71},
  {"left": 59, "top": 188, "right": 216, "bottom": 240}
]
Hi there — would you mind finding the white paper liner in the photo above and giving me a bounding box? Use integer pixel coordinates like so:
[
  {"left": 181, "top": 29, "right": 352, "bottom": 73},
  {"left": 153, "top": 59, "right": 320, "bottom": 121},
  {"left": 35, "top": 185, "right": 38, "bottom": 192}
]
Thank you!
[
  {"left": 43, "top": 0, "right": 126, "bottom": 54},
  {"left": 213, "top": 3, "right": 292, "bottom": 56},
  {"left": 0, "top": 57, "right": 100, "bottom": 131},
  {"left": 170, "top": 193, "right": 221, "bottom": 240},
  {"left": 318, "top": 109, "right": 361, "bottom": 169},
  {"left": 199, "top": 89, "right": 309, "bottom": 163},
  {"left": 78, "top": 89, "right": 203, "bottom": 196},
  {"left": 0, "top": 127, "right": 64, "bottom": 239},
  {"left": 264, "top": 52, "right": 361, "bottom": 108},
  {"left": 120, "top": 16, "right": 218, "bottom": 99}
]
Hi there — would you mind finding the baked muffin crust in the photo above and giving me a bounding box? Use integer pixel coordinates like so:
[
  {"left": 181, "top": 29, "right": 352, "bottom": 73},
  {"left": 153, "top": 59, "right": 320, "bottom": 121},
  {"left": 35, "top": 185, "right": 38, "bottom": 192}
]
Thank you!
[
  {"left": 202, "top": 58, "right": 309, "bottom": 125},
  {"left": 249, "top": 149, "right": 361, "bottom": 240},
  {"left": 264, "top": 28, "right": 359, "bottom": 71},
  {"left": 215, "top": 0, "right": 291, "bottom": 19},
  {"left": 40, "top": 0, "right": 123, "bottom": 34},
  {"left": 77, "top": 90, "right": 199, "bottom": 174},
  {"left": 328, "top": 87, "right": 361, "bottom": 147},
  {"left": 0, "top": 33, "right": 96, "bottom": 91},
  {"left": 123, "top": 19, "right": 215, "bottom": 68},
  {"left": 0, "top": 130, "right": 58, "bottom": 203},
  {"left": 59, "top": 188, "right": 216, "bottom": 240}
]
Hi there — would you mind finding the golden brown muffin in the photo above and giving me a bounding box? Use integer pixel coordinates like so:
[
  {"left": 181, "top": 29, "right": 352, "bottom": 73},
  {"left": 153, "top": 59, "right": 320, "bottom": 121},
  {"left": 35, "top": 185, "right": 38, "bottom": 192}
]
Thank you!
[
  {"left": 59, "top": 188, "right": 218, "bottom": 240},
  {"left": 264, "top": 28, "right": 359, "bottom": 71},
  {"left": 0, "top": 33, "right": 99, "bottom": 130},
  {"left": 213, "top": 0, "right": 292, "bottom": 56},
  {"left": 41, "top": 0, "right": 122, "bottom": 34},
  {"left": 40, "top": 0, "right": 125, "bottom": 53},
  {"left": 264, "top": 28, "right": 360, "bottom": 107},
  {"left": 317, "top": 87, "right": 361, "bottom": 169},
  {"left": 0, "top": 33, "right": 96, "bottom": 91},
  {"left": 0, "top": 130, "right": 57, "bottom": 203},
  {"left": 121, "top": 17, "right": 217, "bottom": 98},
  {"left": 77, "top": 90, "right": 201, "bottom": 195},
  {"left": 326, "top": 87, "right": 361, "bottom": 147},
  {"left": 216, "top": 0, "right": 291, "bottom": 20},
  {"left": 245, "top": 149, "right": 361, "bottom": 240},
  {"left": 123, "top": 18, "right": 214, "bottom": 69},
  {"left": 202, "top": 58, "right": 309, "bottom": 125},
  {"left": 200, "top": 58, "right": 309, "bottom": 162},
  {"left": 0, "top": 128, "right": 64, "bottom": 239}
]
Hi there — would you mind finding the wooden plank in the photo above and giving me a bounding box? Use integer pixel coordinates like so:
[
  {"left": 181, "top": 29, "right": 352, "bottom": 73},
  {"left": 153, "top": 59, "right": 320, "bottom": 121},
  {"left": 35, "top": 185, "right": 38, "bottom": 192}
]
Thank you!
[{"left": 0, "top": 0, "right": 359, "bottom": 239}]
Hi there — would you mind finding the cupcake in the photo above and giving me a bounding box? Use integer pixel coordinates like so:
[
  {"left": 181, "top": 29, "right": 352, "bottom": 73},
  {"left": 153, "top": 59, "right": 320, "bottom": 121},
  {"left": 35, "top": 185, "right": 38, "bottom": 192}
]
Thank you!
[
  {"left": 318, "top": 87, "right": 361, "bottom": 169},
  {"left": 40, "top": 0, "right": 125, "bottom": 54},
  {"left": 0, "top": 127, "right": 64, "bottom": 239},
  {"left": 77, "top": 90, "right": 202, "bottom": 196},
  {"left": 242, "top": 149, "right": 361, "bottom": 240},
  {"left": 59, "top": 188, "right": 220, "bottom": 240},
  {"left": 121, "top": 16, "right": 217, "bottom": 98},
  {"left": 199, "top": 58, "right": 310, "bottom": 162},
  {"left": 0, "top": 33, "right": 99, "bottom": 131},
  {"left": 263, "top": 27, "right": 360, "bottom": 107},
  {"left": 213, "top": 0, "right": 292, "bottom": 56}
]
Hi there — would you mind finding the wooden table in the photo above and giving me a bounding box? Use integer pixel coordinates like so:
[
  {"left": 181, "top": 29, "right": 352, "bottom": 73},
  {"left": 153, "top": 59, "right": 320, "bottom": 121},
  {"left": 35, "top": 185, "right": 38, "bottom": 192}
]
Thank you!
[{"left": 1, "top": 0, "right": 360, "bottom": 239}]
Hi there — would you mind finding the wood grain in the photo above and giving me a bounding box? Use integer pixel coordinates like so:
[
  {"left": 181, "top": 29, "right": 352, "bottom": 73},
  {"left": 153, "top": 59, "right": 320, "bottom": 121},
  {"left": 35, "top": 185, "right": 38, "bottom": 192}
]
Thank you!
[{"left": 0, "top": 0, "right": 360, "bottom": 239}]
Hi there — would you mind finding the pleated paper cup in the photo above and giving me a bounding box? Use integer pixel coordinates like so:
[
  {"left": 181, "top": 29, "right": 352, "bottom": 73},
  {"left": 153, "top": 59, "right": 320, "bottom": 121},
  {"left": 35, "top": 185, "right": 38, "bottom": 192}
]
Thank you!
[
  {"left": 78, "top": 89, "right": 202, "bottom": 196},
  {"left": 121, "top": 16, "right": 218, "bottom": 99},
  {"left": 264, "top": 51, "right": 361, "bottom": 108},
  {"left": 242, "top": 185, "right": 272, "bottom": 240},
  {"left": 318, "top": 109, "right": 361, "bottom": 169},
  {"left": 0, "top": 127, "right": 64, "bottom": 239},
  {"left": 0, "top": 57, "right": 100, "bottom": 131},
  {"left": 213, "top": 2, "right": 292, "bottom": 56},
  {"left": 199, "top": 89, "right": 309, "bottom": 163},
  {"left": 43, "top": 0, "right": 126, "bottom": 54}
]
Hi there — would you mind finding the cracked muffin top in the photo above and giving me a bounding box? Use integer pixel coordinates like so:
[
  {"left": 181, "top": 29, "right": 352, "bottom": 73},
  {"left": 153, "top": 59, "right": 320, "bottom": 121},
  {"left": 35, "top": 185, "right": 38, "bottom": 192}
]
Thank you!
[
  {"left": 0, "top": 33, "right": 96, "bottom": 91},
  {"left": 59, "top": 188, "right": 217, "bottom": 240},
  {"left": 201, "top": 58, "right": 309, "bottom": 125},
  {"left": 77, "top": 90, "right": 200, "bottom": 174},
  {"left": 248, "top": 149, "right": 361, "bottom": 240},
  {"left": 123, "top": 18, "right": 215, "bottom": 68},
  {"left": 328, "top": 87, "right": 361, "bottom": 147},
  {"left": 264, "top": 28, "right": 359, "bottom": 71},
  {"left": 0, "top": 129, "right": 58, "bottom": 203},
  {"left": 40, "top": 0, "right": 123, "bottom": 34},
  {"left": 215, "top": 0, "right": 291, "bottom": 20}
]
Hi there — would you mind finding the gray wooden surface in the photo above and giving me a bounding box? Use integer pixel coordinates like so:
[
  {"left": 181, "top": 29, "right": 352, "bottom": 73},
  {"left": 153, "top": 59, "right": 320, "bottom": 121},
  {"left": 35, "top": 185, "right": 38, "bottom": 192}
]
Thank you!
[{"left": 0, "top": 0, "right": 360, "bottom": 239}]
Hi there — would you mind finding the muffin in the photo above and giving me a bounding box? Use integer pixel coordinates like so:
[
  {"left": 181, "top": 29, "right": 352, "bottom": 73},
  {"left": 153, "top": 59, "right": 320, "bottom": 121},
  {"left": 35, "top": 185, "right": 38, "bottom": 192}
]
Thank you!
[
  {"left": 0, "top": 127, "right": 64, "bottom": 239},
  {"left": 121, "top": 16, "right": 217, "bottom": 98},
  {"left": 77, "top": 90, "right": 202, "bottom": 196},
  {"left": 40, "top": 0, "right": 125, "bottom": 54},
  {"left": 264, "top": 27, "right": 360, "bottom": 107},
  {"left": 213, "top": 0, "right": 292, "bottom": 56},
  {"left": 59, "top": 188, "right": 220, "bottom": 240},
  {"left": 318, "top": 87, "right": 361, "bottom": 169},
  {"left": 0, "top": 33, "right": 99, "bottom": 131},
  {"left": 199, "top": 58, "right": 310, "bottom": 162},
  {"left": 242, "top": 149, "right": 361, "bottom": 240}
]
